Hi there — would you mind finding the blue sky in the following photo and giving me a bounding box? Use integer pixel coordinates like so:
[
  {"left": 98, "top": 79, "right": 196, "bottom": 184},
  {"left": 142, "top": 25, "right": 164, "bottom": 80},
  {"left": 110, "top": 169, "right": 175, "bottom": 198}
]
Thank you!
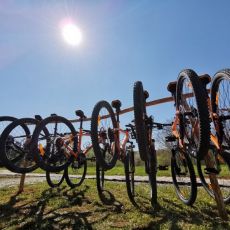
[{"left": 1, "top": 0, "right": 230, "bottom": 127}]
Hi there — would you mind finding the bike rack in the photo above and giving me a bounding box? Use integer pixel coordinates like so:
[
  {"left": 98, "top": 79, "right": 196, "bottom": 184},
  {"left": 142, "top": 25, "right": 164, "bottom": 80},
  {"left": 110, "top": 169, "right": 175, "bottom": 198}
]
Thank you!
[{"left": 18, "top": 88, "right": 228, "bottom": 220}]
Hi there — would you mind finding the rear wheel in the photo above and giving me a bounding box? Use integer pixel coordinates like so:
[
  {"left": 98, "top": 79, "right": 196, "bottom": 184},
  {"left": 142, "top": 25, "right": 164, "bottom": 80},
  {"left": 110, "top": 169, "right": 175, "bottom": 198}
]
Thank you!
[
  {"left": 124, "top": 148, "right": 135, "bottom": 204},
  {"left": 171, "top": 147, "right": 197, "bottom": 205},
  {"left": 46, "top": 170, "right": 65, "bottom": 187},
  {"left": 65, "top": 153, "right": 87, "bottom": 188},
  {"left": 197, "top": 147, "right": 230, "bottom": 203},
  {"left": 96, "top": 161, "right": 105, "bottom": 193},
  {"left": 31, "top": 115, "right": 77, "bottom": 172},
  {"left": 91, "top": 100, "right": 118, "bottom": 170},
  {"left": 176, "top": 69, "right": 210, "bottom": 159}
]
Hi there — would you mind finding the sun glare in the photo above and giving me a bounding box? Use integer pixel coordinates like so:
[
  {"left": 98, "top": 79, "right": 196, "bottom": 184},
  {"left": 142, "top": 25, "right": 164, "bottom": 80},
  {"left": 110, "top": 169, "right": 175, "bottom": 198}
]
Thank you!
[{"left": 61, "top": 23, "right": 82, "bottom": 46}]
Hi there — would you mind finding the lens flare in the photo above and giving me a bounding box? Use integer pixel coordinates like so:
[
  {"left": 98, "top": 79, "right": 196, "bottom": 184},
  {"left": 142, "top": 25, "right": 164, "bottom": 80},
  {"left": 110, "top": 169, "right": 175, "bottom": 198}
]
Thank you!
[{"left": 61, "top": 22, "right": 82, "bottom": 46}]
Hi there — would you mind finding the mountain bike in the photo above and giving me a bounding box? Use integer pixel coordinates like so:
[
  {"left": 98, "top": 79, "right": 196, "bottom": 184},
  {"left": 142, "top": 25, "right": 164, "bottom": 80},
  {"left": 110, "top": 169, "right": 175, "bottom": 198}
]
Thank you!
[
  {"left": 0, "top": 116, "right": 17, "bottom": 167},
  {"left": 197, "top": 70, "right": 230, "bottom": 203},
  {"left": 166, "top": 69, "right": 211, "bottom": 205},
  {"left": 133, "top": 81, "right": 158, "bottom": 208},
  {"left": 31, "top": 111, "right": 94, "bottom": 188},
  {"left": 0, "top": 117, "right": 46, "bottom": 173},
  {"left": 91, "top": 100, "right": 138, "bottom": 203}
]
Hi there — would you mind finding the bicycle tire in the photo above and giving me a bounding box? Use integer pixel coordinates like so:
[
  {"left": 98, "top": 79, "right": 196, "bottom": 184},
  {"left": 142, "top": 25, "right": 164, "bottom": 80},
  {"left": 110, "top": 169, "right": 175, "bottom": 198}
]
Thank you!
[
  {"left": 147, "top": 144, "right": 158, "bottom": 207},
  {"left": 46, "top": 170, "right": 65, "bottom": 187},
  {"left": 0, "top": 118, "right": 39, "bottom": 173},
  {"left": 211, "top": 69, "right": 230, "bottom": 148},
  {"left": 65, "top": 155, "right": 87, "bottom": 188},
  {"left": 31, "top": 115, "right": 77, "bottom": 172},
  {"left": 171, "top": 147, "right": 197, "bottom": 205},
  {"left": 0, "top": 116, "right": 17, "bottom": 167},
  {"left": 133, "top": 81, "right": 148, "bottom": 161},
  {"left": 96, "top": 161, "right": 105, "bottom": 193},
  {"left": 124, "top": 148, "right": 135, "bottom": 204},
  {"left": 197, "top": 148, "right": 230, "bottom": 203},
  {"left": 91, "top": 100, "right": 118, "bottom": 170},
  {"left": 176, "top": 69, "right": 210, "bottom": 159}
]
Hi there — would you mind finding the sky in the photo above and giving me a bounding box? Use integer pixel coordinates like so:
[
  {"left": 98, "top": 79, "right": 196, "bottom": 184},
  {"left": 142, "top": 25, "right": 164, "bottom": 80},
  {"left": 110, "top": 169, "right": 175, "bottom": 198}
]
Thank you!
[{"left": 1, "top": 0, "right": 230, "bottom": 128}]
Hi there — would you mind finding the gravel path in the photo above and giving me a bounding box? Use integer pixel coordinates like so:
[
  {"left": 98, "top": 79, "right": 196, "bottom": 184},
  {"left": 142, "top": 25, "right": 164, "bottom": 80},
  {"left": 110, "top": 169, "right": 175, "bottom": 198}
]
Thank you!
[{"left": 0, "top": 169, "right": 230, "bottom": 189}]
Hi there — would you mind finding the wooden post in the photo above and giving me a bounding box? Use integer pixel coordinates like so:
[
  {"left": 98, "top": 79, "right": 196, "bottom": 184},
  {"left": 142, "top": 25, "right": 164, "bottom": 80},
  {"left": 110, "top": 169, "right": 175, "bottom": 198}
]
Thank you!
[
  {"left": 204, "top": 153, "right": 228, "bottom": 220},
  {"left": 17, "top": 174, "right": 26, "bottom": 194}
]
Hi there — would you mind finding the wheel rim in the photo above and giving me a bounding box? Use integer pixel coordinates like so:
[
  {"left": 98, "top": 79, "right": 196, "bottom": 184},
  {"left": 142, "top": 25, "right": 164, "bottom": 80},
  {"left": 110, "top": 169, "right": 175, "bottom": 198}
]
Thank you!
[
  {"left": 177, "top": 76, "right": 201, "bottom": 156},
  {"left": 172, "top": 150, "right": 193, "bottom": 201}
]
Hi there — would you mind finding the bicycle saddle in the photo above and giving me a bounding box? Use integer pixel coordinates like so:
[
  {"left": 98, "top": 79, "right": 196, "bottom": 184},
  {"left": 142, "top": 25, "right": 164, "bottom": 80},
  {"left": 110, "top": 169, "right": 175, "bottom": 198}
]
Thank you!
[
  {"left": 144, "top": 90, "right": 149, "bottom": 100},
  {"left": 34, "top": 115, "right": 42, "bottom": 121},
  {"left": 199, "top": 74, "right": 211, "bottom": 86},
  {"left": 75, "top": 110, "right": 86, "bottom": 119},
  {"left": 167, "top": 81, "right": 177, "bottom": 94},
  {"left": 111, "top": 100, "right": 122, "bottom": 110}
]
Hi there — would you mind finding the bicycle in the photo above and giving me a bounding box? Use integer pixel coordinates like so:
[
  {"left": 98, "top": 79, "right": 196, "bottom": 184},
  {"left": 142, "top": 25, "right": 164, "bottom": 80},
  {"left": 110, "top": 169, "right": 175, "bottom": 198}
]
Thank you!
[
  {"left": 0, "top": 116, "right": 47, "bottom": 173},
  {"left": 91, "top": 100, "right": 138, "bottom": 203},
  {"left": 166, "top": 69, "right": 211, "bottom": 205},
  {"left": 197, "top": 70, "right": 230, "bottom": 203},
  {"left": 31, "top": 111, "right": 94, "bottom": 188},
  {"left": 133, "top": 81, "right": 158, "bottom": 207},
  {"left": 0, "top": 116, "right": 17, "bottom": 167}
]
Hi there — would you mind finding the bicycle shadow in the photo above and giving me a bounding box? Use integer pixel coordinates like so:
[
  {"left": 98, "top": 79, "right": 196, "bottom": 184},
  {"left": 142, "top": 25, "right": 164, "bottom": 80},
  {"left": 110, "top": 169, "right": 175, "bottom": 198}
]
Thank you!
[
  {"left": 137, "top": 197, "right": 230, "bottom": 230},
  {"left": 0, "top": 184, "right": 109, "bottom": 229}
]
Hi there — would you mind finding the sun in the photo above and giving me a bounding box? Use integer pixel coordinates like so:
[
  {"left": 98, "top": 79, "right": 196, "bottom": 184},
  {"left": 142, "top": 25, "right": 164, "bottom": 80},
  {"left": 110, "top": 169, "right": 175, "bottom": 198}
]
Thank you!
[{"left": 61, "top": 22, "right": 82, "bottom": 46}]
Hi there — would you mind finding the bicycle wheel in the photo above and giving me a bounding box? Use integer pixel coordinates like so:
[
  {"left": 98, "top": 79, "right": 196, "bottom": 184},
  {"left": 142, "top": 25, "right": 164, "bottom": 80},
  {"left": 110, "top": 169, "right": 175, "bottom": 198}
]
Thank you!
[
  {"left": 46, "top": 170, "right": 65, "bottom": 188},
  {"left": 124, "top": 148, "right": 135, "bottom": 203},
  {"left": 91, "top": 100, "right": 118, "bottom": 170},
  {"left": 176, "top": 69, "right": 210, "bottom": 159},
  {"left": 96, "top": 161, "right": 105, "bottom": 193},
  {"left": 0, "top": 116, "right": 17, "bottom": 167},
  {"left": 171, "top": 147, "right": 197, "bottom": 205},
  {"left": 31, "top": 115, "right": 77, "bottom": 172},
  {"left": 197, "top": 147, "right": 230, "bottom": 203},
  {"left": 147, "top": 144, "right": 157, "bottom": 207},
  {"left": 65, "top": 153, "right": 87, "bottom": 188},
  {"left": 211, "top": 69, "right": 230, "bottom": 149},
  {"left": 133, "top": 81, "right": 148, "bottom": 161},
  {"left": 0, "top": 118, "right": 40, "bottom": 173}
]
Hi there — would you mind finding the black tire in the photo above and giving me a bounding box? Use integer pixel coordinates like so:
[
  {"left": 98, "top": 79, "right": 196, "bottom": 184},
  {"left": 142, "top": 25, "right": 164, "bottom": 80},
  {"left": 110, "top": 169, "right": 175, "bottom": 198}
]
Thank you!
[
  {"left": 31, "top": 115, "right": 77, "bottom": 172},
  {"left": 171, "top": 148, "right": 197, "bottom": 205},
  {"left": 124, "top": 149, "right": 135, "bottom": 204},
  {"left": 91, "top": 100, "right": 118, "bottom": 170},
  {"left": 46, "top": 170, "right": 65, "bottom": 187},
  {"left": 147, "top": 144, "right": 157, "bottom": 207},
  {"left": 0, "top": 118, "right": 39, "bottom": 173},
  {"left": 197, "top": 147, "right": 230, "bottom": 203},
  {"left": 176, "top": 69, "right": 210, "bottom": 159},
  {"left": 133, "top": 81, "right": 148, "bottom": 161},
  {"left": 211, "top": 69, "right": 230, "bottom": 149},
  {"left": 0, "top": 116, "right": 17, "bottom": 167},
  {"left": 96, "top": 161, "right": 105, "bottom": 193},
  {"left": 65, "top": 153, "right": 87, "bottom": 188}
]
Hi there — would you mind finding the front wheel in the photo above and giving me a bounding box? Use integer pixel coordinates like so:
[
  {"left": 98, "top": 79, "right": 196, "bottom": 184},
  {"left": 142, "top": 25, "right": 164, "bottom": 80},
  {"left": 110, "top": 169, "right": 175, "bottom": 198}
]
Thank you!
[
  {"left": 91, "top": 100, "right": 118, "bottom": 170},
  {"left": 31, "top": 115, "right": 77, "bottom": 172},
  {"left": 171, "top": 148, "right": 197, "bottom": 205}
]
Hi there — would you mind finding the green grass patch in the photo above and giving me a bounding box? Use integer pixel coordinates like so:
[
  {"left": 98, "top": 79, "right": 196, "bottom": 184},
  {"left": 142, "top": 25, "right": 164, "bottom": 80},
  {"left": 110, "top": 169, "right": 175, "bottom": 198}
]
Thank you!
[{"left": 0, "top": 180, "right": 229, "bottom": 229}]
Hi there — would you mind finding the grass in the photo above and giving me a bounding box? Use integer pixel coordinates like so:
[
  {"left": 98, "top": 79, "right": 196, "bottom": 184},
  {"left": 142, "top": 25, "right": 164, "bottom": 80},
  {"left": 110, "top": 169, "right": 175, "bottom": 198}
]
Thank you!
[
  {"left": 0, "top": 180, "right": 229, "bottom": 229},
  {"left": 31, "top": 163, "right": 229, "bottom": 179}
]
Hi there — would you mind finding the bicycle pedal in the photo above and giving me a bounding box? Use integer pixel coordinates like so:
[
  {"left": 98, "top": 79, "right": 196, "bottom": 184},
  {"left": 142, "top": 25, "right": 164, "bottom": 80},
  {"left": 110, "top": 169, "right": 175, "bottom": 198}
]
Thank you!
[{"left": 204, "top": 167, "right": 219, "bottom": 174}]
